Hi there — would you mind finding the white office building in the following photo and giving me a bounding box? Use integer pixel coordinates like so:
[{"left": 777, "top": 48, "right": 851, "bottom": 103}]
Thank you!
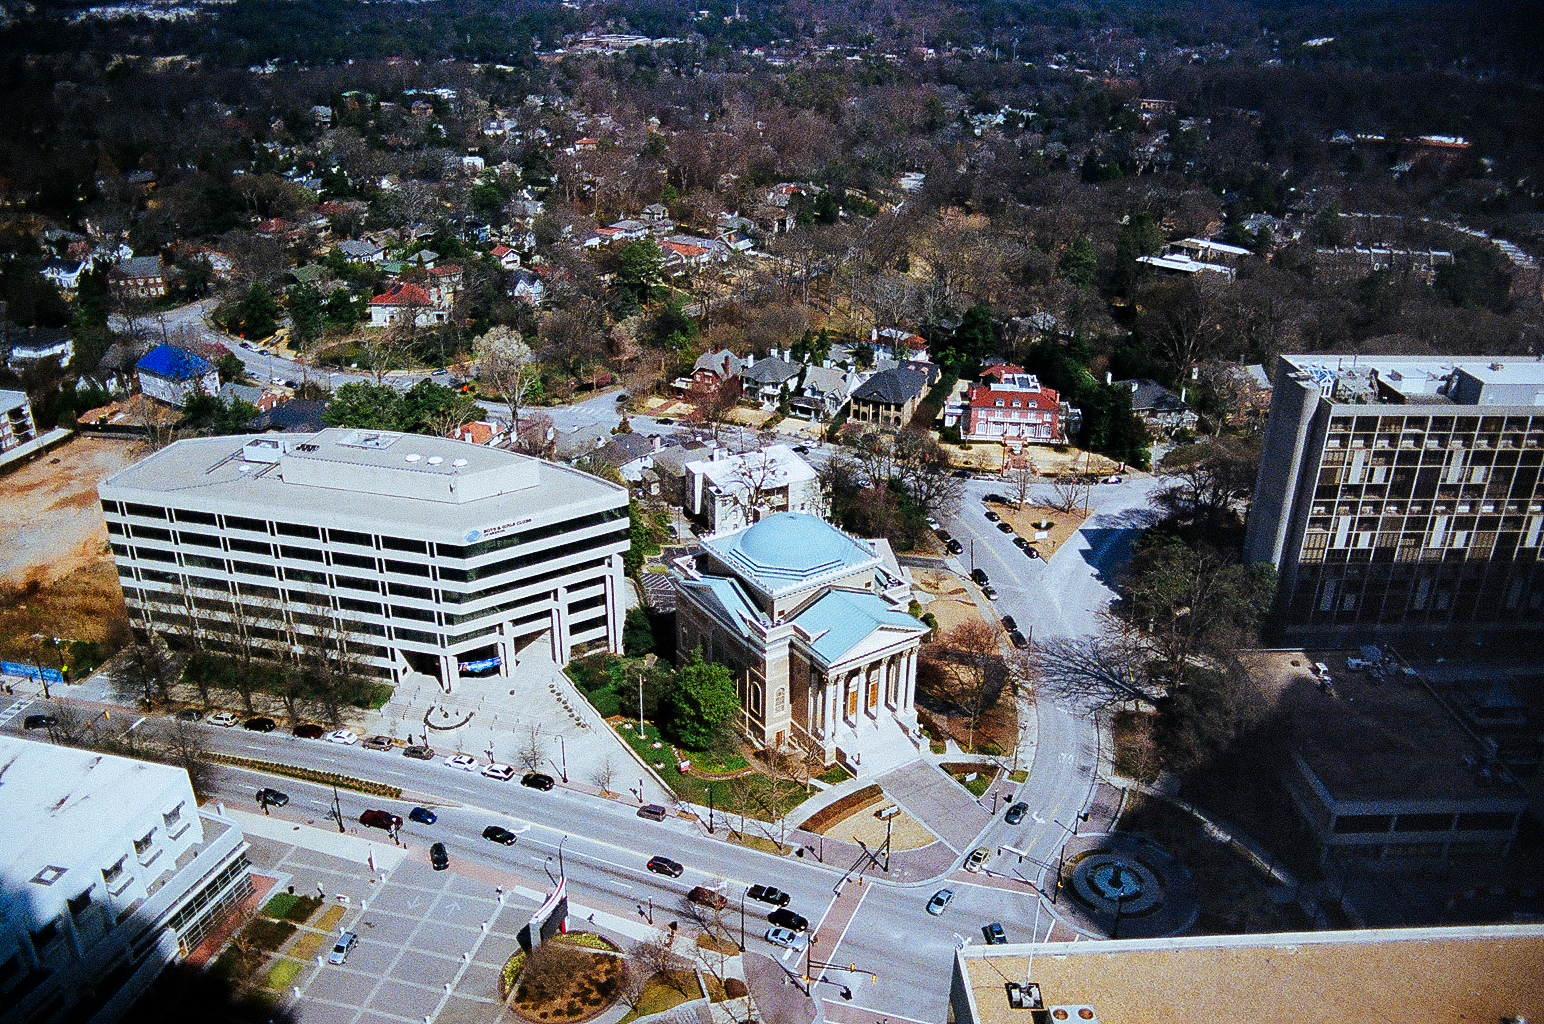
[
  {"left": 100, "top": 427, "right": 630, "bottom": 690},
  {"left": 0, "top": 737, "right": 252, "bottom": 1024},
  {"left": 683, "top": 444, "right": 822, "bottom": 535}
]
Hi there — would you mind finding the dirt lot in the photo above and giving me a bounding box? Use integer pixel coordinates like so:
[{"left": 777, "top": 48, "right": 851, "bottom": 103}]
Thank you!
[
  {"left": 911, "top": 568, "right": 992, "bottom": 634},
  {"left": 0, "top": 436, "right": 139, "bottom": 659},
  {"left": 985, "top": 501, "right": 1093, "bottom": 559}
]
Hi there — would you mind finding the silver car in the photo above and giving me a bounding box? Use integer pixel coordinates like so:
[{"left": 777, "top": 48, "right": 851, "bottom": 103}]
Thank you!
[
  {"left": 926, "top": 889, "right": 954, "bottom": 916},
  {"left": 328, "top": 931, "right": 358, "bottom": 965}
]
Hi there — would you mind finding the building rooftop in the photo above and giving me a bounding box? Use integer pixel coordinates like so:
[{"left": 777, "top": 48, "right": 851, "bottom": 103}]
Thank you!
[
  {"left": 953, "top": 926, "right": 1544, "bottom": 1024},
  {"left": 101, "top": 427, "right": 625, "bottom": 543},
  {"left": 137, "top": 344, "right": 212, "bottom": 381},
  {"left": 792, "top": 588, "right": 926, "bottom": 664},
  {"left": 701, "top": 512, "right": 879, "bottom": 597},
  {"left": 0, "top": 736, "right": 190, "bottom": 902},
  {"left": 687, "top": 445, "right": 817, "bottom": 493},
  {"left": 1281, "top": 353, "right": 1544, "bottom": 406}
]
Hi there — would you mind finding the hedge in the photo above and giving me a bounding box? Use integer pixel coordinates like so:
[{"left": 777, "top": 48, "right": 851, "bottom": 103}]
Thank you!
[
  {"left": 208, "top": 752, "right": 402, "bottom": 797},
  {"left": 799, "top": 784, "right": 884, "bottom": 834}
]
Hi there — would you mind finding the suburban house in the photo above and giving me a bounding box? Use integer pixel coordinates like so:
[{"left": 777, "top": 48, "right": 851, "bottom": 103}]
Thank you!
[
  {"left": 671, "top": 512, "right": 927, "bottom": 771},
  {"left": 136, "top": 344, "right": 220, "bottom": 407},
  {"left": 1119, "top": 378, "right": 1198, "bottom": 434},
  {"left": 508, "top": 269, "right": 546, "bottom": 305},
  {"left": 490, "top": 244, "right": 522, "bottom": 270},
  {"left": 683, "top": 445, "right": 822, "bottom": 534},
  {"left": 869, "top": 327, "right": 929, "bottom": 363},
  {"left": 674, "top": 349, "right": 745, "bottom": 399},
  {"left": 962, "top": 364, "right": 1067, "bottom": 446},
  {"left": 0, "top": 389, "right": 36, "bottom": 452},
  {"left": 789, "top": 364, "right": 857, "bottom": 421},
  {"left": 43, "top": 257, "right": 92, "bottom": 293},
  {"left": 108, "top": 256, "right": 166, "bottom": 300},
  {"left": 661, "top": 235, "right": 729, "bottom": 269},
  {"left": 426, "top": 264, "right": 463, "bottom": 306},
  {"left": 446, "top": 419, "right": 510, "bottom": 446},
  {"left": 4, "top": 325, "right": 73, "bottom": 369},
  {"left": 368, "top": 282, "right": 448, "bottom": 327},
  {"left": 740, "top": 356, "right": 801, "bottom": 408},
  {"left": 848, "top": 362, "right": 939, "bottom": 431},
  {"left": 337, "top": 238, "right": 386, "bottom": 263}
]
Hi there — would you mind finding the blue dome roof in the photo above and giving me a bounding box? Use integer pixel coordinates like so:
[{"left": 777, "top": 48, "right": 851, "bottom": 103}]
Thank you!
[{"left": 737, "top": 513, "right": 854, "bottom": 573}]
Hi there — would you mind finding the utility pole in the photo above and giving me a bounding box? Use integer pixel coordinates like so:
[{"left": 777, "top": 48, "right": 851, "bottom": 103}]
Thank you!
[
  {"left": 331, "top": 784, "right": 345, "bottom": 833},
  {"left": 558, "top": 734, "right": 568, "bottom": 783},
  {"left": 739, "top": 893, "right": 746, "bottom": 952}
]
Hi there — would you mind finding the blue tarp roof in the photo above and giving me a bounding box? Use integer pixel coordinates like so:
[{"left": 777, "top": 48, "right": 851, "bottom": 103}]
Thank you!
[{"left": 137, "top": 344, "right": 212, "bottom": 381}]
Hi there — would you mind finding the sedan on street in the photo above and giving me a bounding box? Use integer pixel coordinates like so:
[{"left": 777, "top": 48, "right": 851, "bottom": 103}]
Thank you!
[
  {"left": 445, "top": 754, "right": 480, "bottom": 771},
  {"left": 327, "top": 729, "right": 358, "bottom": 745},
  {"left": 256, "top": 788, "right": 289, "bottom": 807},
  {"left": 521, "top": 772, "right": 556, "bottom": 791},
  {"left": 647, "top": 856, "right": 684, "bottom": 877},
  {"left": 409, "top": 806, "right": 437, "bottom": 825},
  {"left": 292, "top": 723, "right": 324, "bottom": 739},
  {"left": 747, "top": 884, "right": 791, "bottom": 907},
  {"left": 1004, "top": 802, "right": 1028, "bottom": 825},
  {"left": 481, "top": 763, "right": 516, "bottom": 782},
  {"left": 765, "top": 927, "right": 808, "bottom": 951},
  {"left": 482, "top": 825, "right": 517, "bottom": 845},
  {"left": 328, "top": 931, "right": 357, "bottom": 965},
  {"left": 403, "top": 744, "right": 435, "bottom": 759},
  {"left": 926, "top": 889, "right": 954, "bottom": 916},
  {"left": 768, "top": 908, "right": 809, "bottom": 932},
  {"left": 430, "top": 842, "right": 450, "bottom": 871},
  {"left": 244, "top": 717, "right": 276, "bottom": 732}
]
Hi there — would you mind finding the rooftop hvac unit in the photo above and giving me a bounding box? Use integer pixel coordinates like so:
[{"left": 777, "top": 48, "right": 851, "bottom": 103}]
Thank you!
[
  {"left": 242, "top": 437, "right": 285, "bottom": 463},
  {"left": 1048, "top": 1008, "right": 1099, "bottom": 1024}
]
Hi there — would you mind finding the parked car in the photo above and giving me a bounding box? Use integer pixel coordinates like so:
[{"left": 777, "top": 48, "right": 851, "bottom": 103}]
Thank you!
[
  {"left": 952, "top": 469, "right": 971, "bottom": 478},
  {"left": 408, "top": 806, "right": 437, "bottom": 825},
  {"left": 482, "top": 825, "right": 517, "bottom": 845},
  {"left": 244, "top": 717, "right": 276, "bottom": 732},
  {"left": 521, "top": 772, "right": 555, "bottom": 791},
  {"left": 964, "top": 847, "right": 992, "bottom": 873},
  {"left": 1009, "top": 629, "right": 1028, "bottom": 649},
  {"left": 926, "top": 517, "right": 942, "bottom": 531},
  {"left": 292, "top": 723, "right": 325, "bottom": 739},
  {"left": 327, "top": 729, "right": 358, "bottom": 745},
  {"left": 971, "top": 568, "right": 989, "bottom": 585},
  {"left": 1004, "top": 802, "right": 1028, "bottom": 825},
  {"left": 765, "top": 927, "right": 808, "bottom": 951},
  {"left": 208, "top": 711, "right": 241, "bottom": 728},
  {"left": 23, "top": 714, "right": 57, "bottom": 730},
  {"left": 328, "top": 931, "right": 358, "bottom": 965},
  {"left": 768, "top": 908, "right": 809, "bottom": 932},
  {"left": 403, "top": 744, "right": 435, "bottom": 759},
  {"left": 983, "top": 493, "right": 1008, "bottom": 504},
  {"left": 637, "top": 803, "right": 668, "bottom": 821},
  {"left": 1001, "top": 615, "right": 1017, "bottom": 631},
  {"left": 747, "top": 884, "right": 791, "bottom": 907},
  {"left": 1013, "top": 535, "right": 1030, "bottom": 549},
  {"left": 996, "top": 521, "right": 1014, "bottom": 534},
  {"left": 359, "top": 809, "right": 402, "bottom": 831},
  {"left": 174, "top": 708, "right": 203, "bottom": 721},
  {"left": 981, "top": 585, "right": 998, "bottom": 600},
  {"left": 444, "top": 754, "right": 480, "bottom": 771},
  {"left": 481, "top": 763, "right": 516, "bottom": 782},
  {"left": 655, "top": 417, "right": 674, "bottom": 425},
  {"left": 926, "top": 889, "right": 954, "bottom": 916},
  {"left": 256, "top": 788, "right": 289, "bottom": 807},
  {"left": 793, "top": 444, "right": 810, "bottom": 454},
  {"left": 946, "top": 539, "right": 964, "bottom": 554},
  {"left": 1025, "top": 546, "right": 1040, "bottom": 560},
  {"left": 430, "top": 842, "right": 449, "bottom": 871},
  {"left": 935, "top": 528, "right": 952, "bottom": 542},
  {"left": 688, "top": 886, "right": 728, "bottom": 910},
  {"left": 362, "top": 735, "right": 394, "bottom": 751},
  {"left": 983, "top": 922, "right": 1007, "bottom": 945},
  {"left": 647, "top": 856, "right": 684, "bottom": 877},
  {"left": 984, "top": 510, "right": 1000, "bottom": 522}
]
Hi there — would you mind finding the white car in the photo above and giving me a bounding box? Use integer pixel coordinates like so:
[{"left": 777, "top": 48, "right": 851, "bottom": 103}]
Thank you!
[
  {"left": 481, "top": 762, "right": 516, "bottom": 782},
  {"left": 444, "top": 754, "right": 480, "bottom": 772},
  {"left": 327, "top": 729, "right": 358, "bottom": 745},
  {"left": 765, "top": 926, "right": 808, "bottom": 951},
  {"left": 964, "top": 847, "right": 992, "bottom": 873},
  {"left": 207, "top": 711, "right": 240, "bottom": 728}
]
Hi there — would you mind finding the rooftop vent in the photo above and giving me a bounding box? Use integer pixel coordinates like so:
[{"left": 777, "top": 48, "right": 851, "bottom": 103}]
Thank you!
[
  {"left": 405, "top": 454, "right": 421, "bottom": 462},
  {"left": 452, "top": 458, "right": 468, "bottom": 467},
  {"left": 1491, "top": 363, "right": 1505, "bottom": 371},
  {"left": 242, "top": 437, "right": 284, "bottom": 463},
  {"left": 427, "top": 456, "right": 444, "bottom": 465},
  {"left": 1049, "top": 1008, "right": 1099, "bottom": 1024},
  {"left": 1005, "top": 982, "right": 1043, "bottom": 1010}
]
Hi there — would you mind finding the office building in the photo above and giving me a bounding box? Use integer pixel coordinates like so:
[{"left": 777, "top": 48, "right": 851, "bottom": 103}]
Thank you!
[
  {"left": 1244, "top": 355, "right": 1544, "bottom": 637},
  {"left": 100, "top": 427, "right": 629, "bottom": 689},
  {"left": 672, "top": 512, "right": 927, "bottom": 771},
  {"left": 683, "top": 444, "right": 822, "bottom": 534},
  {"left": 0, "top": 390, "right": 36, "bottom": 453},
  {"left": 0, "top": 737, "right": 252, "bottom": 1024}
]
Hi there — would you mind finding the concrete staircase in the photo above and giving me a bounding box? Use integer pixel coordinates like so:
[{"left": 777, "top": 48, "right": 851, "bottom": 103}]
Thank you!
[{"left": 838, "top": 715, "right": 923, "bottom": 778}]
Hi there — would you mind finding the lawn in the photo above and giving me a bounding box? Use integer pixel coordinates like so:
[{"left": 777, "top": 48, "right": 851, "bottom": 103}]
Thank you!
[
  {"left": 264, "top": 959, "right": 304, "bottom": 991},
  {"left": 261, "top": 892, "right": 323, "bottom": 923},
  {"left": 615, "top": 721, "right": 813, "bottom": 826},
  {"left": 617, "top": 972, "right": 702, "bottom": 1024}
]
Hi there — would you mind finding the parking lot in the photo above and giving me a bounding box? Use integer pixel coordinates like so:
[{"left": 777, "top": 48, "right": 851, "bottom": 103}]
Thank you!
[{"left": 245, "top": 832, "right": 541, "bottom": 1024}]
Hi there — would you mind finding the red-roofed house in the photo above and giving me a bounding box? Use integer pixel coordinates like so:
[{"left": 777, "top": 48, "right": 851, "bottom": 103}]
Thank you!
[
  {"left": 368, "top": 281, "right": 446, "bottom": 327},
  {"left": 446, "top": 419, "right": 510, "bottom": 446},
  {"left": 490, "top": 244, "right": 521, "bottom": 270},
  {"left": 963, "top": 364, "right": 1066, "bottom": 446},
  {"left": 426, "top": 263, "right": 463, "bottom": 306}
]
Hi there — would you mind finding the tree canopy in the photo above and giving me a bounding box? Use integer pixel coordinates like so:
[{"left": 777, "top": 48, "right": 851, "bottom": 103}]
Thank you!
[{"left": 665, "top": 648, "right": 740, "bottom": 750}]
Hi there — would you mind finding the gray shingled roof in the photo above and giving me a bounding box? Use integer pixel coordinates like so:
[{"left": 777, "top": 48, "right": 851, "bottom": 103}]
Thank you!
[
  {"left": 852, "top": 366, "right": 928, "bottom": 405},
  {"left": 741, "top": 357, "right": 800, "bottom": 386}
]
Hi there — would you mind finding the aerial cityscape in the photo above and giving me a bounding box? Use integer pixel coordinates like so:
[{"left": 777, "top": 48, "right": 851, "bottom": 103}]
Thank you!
[{"left": 0, "top": 0, "right": 1541, "bottom": 1021}]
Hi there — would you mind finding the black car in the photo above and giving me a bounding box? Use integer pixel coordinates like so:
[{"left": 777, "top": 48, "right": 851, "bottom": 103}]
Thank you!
[
  {"left": 655, "top": 417, "right": 674, "bottom": 425},
  {"left": 793, "top": 445, "right": 810, "bottom": 454},
  {"left": 935, "top": 528, "right": 952, "bottom": 542},
  {"left": 647, "top": 856, "right": 684, "bottom": 877},
  {"left": 430, "top": 842, "right": 450, "bottom": 870},
  {"left": 1004, "top": 801, "right": 1028, "bottom": 825},
  {"left": 971, "top": 568, "right": 989, "bottom": 585},
  {"left": 952, "top": 469, "right": 971, "bottom": 478},
  {"left": 292, "top": 723, "right": 325, "bottom": 739},
  {"left": 1001, "top": 614, "right": 1017, "bottom": 631},
  {"left": 257, "top": 787, "right": 289, "bottom": 807},
  {"left": 174, "top": 707, "right": 203, "bottom": 721},
  {"left": 946, "top": 539, "right": 964, "bottom": 554},
  {"left": 768, "top": 908, "right": 809, "bottom": 932},
  {"left": 1013, "top": 535, "right": 1030, "bottom": 549},
  {"left": 996, "top": 521, "right": 1015, "bottom": 534},
  {"left": 984, "top": 510, "right": 1000, "bottom": 522},
  {"left": 983, "top": 922, "right": 1008, "bottom": 945},
  {"left": 22, "top": 714, "right": 57, "bottom": 730},
  {"left": 747, "top": 884, "right": 791, "bottom": 907},
  {"left": 982, "top": 585, "right": 999, "bottom": 600},
  {"left": 983, "top": 493, "right": 1008, "bottom": 504},
  {"left": 1009, "top": 629, "right": 1028, "bottom": 649},
  {"left": 521, "top": 772, "right": 555, "bottom": 791},
  {"left": 244, "top": 716, "right": 277, "bottom": 732},
  {"left": 482, "top": 825, "right": 517, "bottom": 845}
]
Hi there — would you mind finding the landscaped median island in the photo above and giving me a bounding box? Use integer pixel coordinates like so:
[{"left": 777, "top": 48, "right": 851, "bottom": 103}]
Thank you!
[
  {"left": 500, "top": 932, "right": 625, "bottom": 1024},
  {"left": 797, "top": 783, "right": 938, "bottom": 850},
  {"left": 206, "top": 751, "right": 402, "bottom": 797}
]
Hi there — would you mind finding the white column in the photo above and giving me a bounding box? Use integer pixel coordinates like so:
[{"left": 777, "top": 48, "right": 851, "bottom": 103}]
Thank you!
[{"left": 603, "top": 557, "right": 623, "bottom": 655}]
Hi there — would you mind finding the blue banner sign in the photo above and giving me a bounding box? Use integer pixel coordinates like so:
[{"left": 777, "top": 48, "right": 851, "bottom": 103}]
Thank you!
[
  {"left": 457, "top": 655, "right": 502, "bottom": 675},
  {"left": 1, "top": 661, "right": 64, "bottom": 683}
]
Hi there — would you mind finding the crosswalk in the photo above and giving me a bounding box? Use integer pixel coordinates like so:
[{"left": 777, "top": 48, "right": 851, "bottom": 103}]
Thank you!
[{"left": 0, "top": 697, "right": 34, "bottom": 728}]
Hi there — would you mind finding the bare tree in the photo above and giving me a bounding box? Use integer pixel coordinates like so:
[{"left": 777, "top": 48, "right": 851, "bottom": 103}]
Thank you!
[
  {"left": 927, "top": 620, "right": 1004, "bottom": 751},
  {"left": 474, "top": 325, "right": 540, "bottom": 437},
  {"left": 1048, "top": 473, "right": 1090, "bottom": 515},
  {"left": 514, "top": 937, "right": 591, "bottom": 1007},
  {"left": 160, "top": 716, "right": 220, "bottom": 800},
  {"left": 629, "top": 936, "right": 695, "bottom": 997},
  {"left": 517, "top": 726, "right": 547, "bottom": 773},
  {"left": 1006, "top": 464, "right": 1036, "bottom": 510},
  {"left": 119, "top": 636, "right": 177, "bottom": 707},
  {"left": 1031, "top": 615, "right": 1158, "bottom": 713},
  {"left": 590, "top": 753, "right": 617, "bottom": 796}
]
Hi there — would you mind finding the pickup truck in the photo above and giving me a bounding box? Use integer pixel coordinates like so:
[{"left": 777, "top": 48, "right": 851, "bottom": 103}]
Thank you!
[{"left": 747, "top": 884, "right": 791, "bottom": 907}]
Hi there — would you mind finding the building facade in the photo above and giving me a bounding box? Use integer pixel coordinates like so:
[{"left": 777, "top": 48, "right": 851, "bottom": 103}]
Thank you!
[
  {"left": 135, "top": 345, "right": 220, "bottom": 408},
  {"left": 672, "top": 513, "right": 927, "bottom": 770},
  {"left": 0, "top": 390, "right": 36, "bottom": 453},
  {"left": 683, "top": 445, "right": 822, "bottom": 534},
  {"left": 962, "top": 365, "right": 1065, "bottom": 446},
  {"left": 107, "top": 257, "right": 166, "bottom": 300},
  {"left": 848, "top": 363, "right": 936, "bottom": 431},
  {"left": 100, "top": 427, "right": 629, "bottom": 690},
  {"left": 0, "top": 737, "right": 252, "bottom": 1024},
  {"left": 1244, "top": 355, "right": 1544, "bottom": 637}
]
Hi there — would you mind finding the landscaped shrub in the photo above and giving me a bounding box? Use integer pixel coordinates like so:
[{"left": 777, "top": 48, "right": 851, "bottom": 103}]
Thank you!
[{"left": 800, "top": 784, "right": 883, "bottom": 834}]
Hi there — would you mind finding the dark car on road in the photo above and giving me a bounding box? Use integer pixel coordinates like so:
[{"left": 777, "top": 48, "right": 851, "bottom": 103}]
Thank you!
[
  {"left": 647, "top": 856, "right": 684, "bottom": 877},
  {"left": 983, "top": 922, "right": 1008, "bottom": 945},
  {"left": 971, "top": 568, "right": 989, "bottom": 585},
  {"left": 1004, "top": 802, "right": 1028, "bottom": 825},
  {"left": 292, "top": 723, "right": 325, "bottom": 739},
  {"left": 935, "top": 528, "right": 952, "bottom": 542},
  {"left": 1001, "top": 614, "right": 1017, "bottom": 631},
  {"left": 359, "top": 809, "right": 402, "bottom": 830},
  {"left": 403, "top": 744, "right": 434, "bottom": 759},
  {"left": 768, "top": 908, "right": 809, "bottom": 931},
  {"left": 23, "top": 714, "right": 56, "bottom": 730},
  {"left": 482, "top": 825, "right": 517, "bottom": 845},
  {"left": 1009, "top": 629, "right": 1028, "bottom": 649},
  {"left": 984, "top": 510, "right": 1000, "bottom": 522},
  {"left": 409, "top": 806, "right": 437, "bottom": 825},
  {"left": 996, "top": 521, "right": 1014, "bottom": 534},
  {"left": 689, "top": 886, "right": 728, "bottom": 910},
  {"left": 256, "top": 788, "right": 289, "bottom": 807},
  {"left": 947, "top": 539, "right": 964, "bottom": 554},
  {"left": 430, "top": 842, "right": 449, "bottom": 871},
  {"left": 983, "top": 493, "right": 1008, "bottom": 504},
  {"left": 244, "top": 717, "right": 276, "bottom": 732},
  {"left": 748, "top": 884, "right": 791, "bottom": 907},
  {"left": 521, "top": 772, "right": 555, "bottom": 791},
  {"left": 981, "top": 585, "right": 999, "bottom": 600},
  {"left": 1013, "top": 536, "right": 1030, "bottom": 549}
]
